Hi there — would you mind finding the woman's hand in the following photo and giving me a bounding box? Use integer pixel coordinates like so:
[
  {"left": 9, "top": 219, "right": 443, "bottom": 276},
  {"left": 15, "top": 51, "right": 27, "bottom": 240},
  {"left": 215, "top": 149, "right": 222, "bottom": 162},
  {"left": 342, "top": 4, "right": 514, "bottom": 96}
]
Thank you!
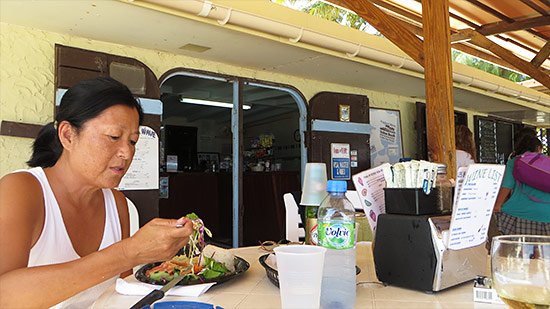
[{"left": 121, "top": 217, "right": 193, "bottom": 266}]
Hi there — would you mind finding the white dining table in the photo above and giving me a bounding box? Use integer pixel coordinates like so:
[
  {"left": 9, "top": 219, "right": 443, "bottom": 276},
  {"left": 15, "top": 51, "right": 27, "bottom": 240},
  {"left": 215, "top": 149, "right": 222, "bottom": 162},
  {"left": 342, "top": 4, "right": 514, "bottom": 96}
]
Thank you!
[{"left": 92, "top": 242, "right": 506, "bottom": 308}]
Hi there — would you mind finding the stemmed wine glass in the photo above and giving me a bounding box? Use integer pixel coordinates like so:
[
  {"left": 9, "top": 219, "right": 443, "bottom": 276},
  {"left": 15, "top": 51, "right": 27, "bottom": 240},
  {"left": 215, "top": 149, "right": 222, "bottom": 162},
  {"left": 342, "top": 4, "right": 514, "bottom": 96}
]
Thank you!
[{"left": 491, "top": 235, "right": 550, "bottom": 309}]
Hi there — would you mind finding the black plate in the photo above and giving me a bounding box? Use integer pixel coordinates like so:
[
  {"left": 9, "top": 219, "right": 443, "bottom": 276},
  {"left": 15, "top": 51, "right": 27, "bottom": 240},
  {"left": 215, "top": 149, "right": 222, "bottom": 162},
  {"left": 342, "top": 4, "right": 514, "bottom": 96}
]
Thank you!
[
  {"left": 135, "top": 256, "right": 249, "bottom": 286},
  {"left": 259, "top": 254, "right": 360, "bottom": 288}
]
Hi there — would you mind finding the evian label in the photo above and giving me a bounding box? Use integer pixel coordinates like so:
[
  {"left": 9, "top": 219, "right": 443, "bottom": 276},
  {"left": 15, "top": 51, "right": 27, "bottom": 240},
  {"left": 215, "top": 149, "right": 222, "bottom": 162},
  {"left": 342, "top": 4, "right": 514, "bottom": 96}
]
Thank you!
[{"left": 318, "top": 221, "right": 355, "bottom": 250}]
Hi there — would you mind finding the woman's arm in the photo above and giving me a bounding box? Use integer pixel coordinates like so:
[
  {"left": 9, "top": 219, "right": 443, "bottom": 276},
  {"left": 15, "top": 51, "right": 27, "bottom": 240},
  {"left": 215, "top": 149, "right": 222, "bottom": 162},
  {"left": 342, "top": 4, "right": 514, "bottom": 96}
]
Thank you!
[
  {"left": 493, "top": 187, "right": 511, "bottom": 212},
  {"left": 0, "top": 173, "right": 193, "bottom": 308}
]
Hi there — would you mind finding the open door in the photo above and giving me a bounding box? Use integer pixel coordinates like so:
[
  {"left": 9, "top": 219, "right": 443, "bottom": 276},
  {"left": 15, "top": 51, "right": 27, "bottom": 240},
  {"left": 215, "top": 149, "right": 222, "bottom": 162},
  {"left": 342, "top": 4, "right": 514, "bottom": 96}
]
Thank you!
[{"left": 55, "top": 45, "right": 161, "bottom": 226}]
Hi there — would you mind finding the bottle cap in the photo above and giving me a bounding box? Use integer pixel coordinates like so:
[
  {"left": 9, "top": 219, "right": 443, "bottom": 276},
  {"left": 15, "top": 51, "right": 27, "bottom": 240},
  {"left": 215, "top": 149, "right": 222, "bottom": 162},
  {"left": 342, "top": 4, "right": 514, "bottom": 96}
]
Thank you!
[{"left": 327, "top": 180, "right": 347, "bottom": 193}]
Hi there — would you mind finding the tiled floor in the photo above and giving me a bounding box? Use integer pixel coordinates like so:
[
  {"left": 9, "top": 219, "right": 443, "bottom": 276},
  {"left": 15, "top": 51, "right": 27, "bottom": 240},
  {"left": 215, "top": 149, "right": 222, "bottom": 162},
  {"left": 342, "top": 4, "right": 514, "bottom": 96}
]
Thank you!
[{"left": 93, "top": 243, "right": 507, "bottom": 308}]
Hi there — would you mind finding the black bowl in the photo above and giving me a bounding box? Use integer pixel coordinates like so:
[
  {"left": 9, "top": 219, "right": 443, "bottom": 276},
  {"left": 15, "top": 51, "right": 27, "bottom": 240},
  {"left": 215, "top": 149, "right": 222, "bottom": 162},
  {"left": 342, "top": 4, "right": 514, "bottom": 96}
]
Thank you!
[
  {"left": 135, "top": 256, "right": 249, "bottom": 286},
  {"left": 259, "top": 254, "right": 361, "bottom": 288}
]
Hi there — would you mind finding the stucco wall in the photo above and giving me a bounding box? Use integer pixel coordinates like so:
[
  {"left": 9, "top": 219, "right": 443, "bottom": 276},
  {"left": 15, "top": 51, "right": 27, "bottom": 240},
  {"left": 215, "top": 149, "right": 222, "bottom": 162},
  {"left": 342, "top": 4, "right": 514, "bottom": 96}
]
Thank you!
[{"left": 0, "top": 22, "right": 471, "bottom": 176}]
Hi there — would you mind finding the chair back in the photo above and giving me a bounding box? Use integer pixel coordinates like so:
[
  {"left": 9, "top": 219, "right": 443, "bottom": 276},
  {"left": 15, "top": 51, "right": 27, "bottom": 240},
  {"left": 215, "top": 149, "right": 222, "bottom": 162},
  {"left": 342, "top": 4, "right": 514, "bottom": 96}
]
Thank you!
[{"left": 283, "top": 193, "right": 306, "bottom": 242}]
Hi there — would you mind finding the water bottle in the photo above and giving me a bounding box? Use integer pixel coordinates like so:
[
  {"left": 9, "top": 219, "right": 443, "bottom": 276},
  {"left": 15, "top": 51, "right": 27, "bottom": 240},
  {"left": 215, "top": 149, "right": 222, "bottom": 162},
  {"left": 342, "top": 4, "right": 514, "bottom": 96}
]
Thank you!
[{"left": 317, "top": 180, "right": 356, "bottom": 309}]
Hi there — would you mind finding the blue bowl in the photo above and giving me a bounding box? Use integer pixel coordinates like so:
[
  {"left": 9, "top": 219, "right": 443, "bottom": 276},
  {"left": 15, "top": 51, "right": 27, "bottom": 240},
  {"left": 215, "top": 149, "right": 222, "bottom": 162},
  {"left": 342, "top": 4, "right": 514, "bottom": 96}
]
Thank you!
[{"left": 146, "top": 301, "right": 223, "bottom": 309}]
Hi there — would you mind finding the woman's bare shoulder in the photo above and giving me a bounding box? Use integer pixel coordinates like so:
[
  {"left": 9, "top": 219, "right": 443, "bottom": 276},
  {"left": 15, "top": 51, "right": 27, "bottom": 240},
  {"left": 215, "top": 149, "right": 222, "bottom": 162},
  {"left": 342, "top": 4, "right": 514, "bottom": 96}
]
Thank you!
[
  {"left": 0, "top": 171, "right": 42, "bottom": 201},
  {"left": 0, "top": 171, "right": 44, "bottom": 270}
]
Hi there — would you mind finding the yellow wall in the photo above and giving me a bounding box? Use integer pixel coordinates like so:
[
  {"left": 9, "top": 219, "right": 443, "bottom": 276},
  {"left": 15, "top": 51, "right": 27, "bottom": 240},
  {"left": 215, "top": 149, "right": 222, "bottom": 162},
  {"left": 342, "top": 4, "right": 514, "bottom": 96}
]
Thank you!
[{"left": 0, "top": 22, "right": 481, "bottom": 176}]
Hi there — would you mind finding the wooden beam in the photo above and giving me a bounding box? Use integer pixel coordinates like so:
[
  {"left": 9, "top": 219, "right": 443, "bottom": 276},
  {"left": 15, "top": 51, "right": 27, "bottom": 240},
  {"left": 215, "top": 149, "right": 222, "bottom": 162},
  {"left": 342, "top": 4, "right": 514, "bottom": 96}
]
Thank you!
[
  {"left": 452, "top": 15, "right": 550, "bottom": 42},
  {"left": 531, "top": 40, "right": 550, "bottom": 67},
  {"left": 423, "top": 0, "right": 456, "bottom": 179},
  {"left": 329, "top": 0, "right": 425, "bottom": 66},
  {"left": 465, "top": 29, "right": 550, "bottom": 89},
  {"left": 519, "top": 0, "right": 549, "bottom": 16},
  {"left": 464, "top": 0, "right": 548, "bottom": 41},
  {"left": 0, "top": 120, "right": 43, "bottom": 139}
]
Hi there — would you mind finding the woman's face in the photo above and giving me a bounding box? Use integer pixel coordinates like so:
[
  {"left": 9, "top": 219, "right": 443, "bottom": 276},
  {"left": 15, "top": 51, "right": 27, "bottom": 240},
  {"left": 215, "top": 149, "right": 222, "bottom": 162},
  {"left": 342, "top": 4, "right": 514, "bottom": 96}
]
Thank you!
[{"left": 68, "top": 104, "right": 140, "bottom": 188}]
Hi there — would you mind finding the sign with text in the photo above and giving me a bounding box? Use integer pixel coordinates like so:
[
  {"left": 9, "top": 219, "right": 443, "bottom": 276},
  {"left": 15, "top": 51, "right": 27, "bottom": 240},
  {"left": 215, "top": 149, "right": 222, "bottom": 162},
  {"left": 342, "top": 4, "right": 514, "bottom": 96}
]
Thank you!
[
  {"left": 331, "top": 143, "right": 351, "bottom": 180},
  {"left": 118, "top": 126, "right": 159, "bottom": 190},
  {"left": 448, "top": 164, "right": 505, "bottom": 250}
]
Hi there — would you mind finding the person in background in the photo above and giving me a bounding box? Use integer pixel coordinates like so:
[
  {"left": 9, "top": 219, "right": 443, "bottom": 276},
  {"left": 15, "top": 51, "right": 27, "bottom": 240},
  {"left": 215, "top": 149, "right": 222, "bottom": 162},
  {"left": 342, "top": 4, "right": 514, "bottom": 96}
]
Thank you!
[
  {"left": 455, "top": 124, "right": 476, "bottom": 171},
  {"left": 508, "top": 127, "right": 537, "bottom": 160},
  {"left": 0, "top": 77, "right": 194, "bottom": 308},
  {"left": 493, "top": 134, "right": 550, "bottom": 235}
]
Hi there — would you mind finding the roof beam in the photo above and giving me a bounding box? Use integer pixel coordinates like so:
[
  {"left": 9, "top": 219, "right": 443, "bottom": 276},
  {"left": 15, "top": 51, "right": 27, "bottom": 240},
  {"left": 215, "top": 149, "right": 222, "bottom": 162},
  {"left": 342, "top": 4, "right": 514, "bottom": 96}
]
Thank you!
[
  {"left": 519, "top": 0, "right": 549, "bottom": 16},
  {"left": 532, "top": 40, "right": 550, "bottom": 68},
  {"left": 464, "top": 29, "right": 550, "bottom": 89},
  {"left": 451, "top": 16, "right": 550, "bottom": 42},
  {"left": 329, "top": 0, "right": 425, "bottom": 66},
  {"left": 464, "top": 0, "right": 548, "bottom": 41}
]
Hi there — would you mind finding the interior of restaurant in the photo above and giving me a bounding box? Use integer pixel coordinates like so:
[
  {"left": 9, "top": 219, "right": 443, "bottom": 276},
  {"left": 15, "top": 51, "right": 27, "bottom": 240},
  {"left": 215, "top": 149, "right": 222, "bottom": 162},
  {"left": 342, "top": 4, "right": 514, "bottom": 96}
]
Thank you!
[{"left": 158, "top": 74, "right": 302, "bottom": 246}]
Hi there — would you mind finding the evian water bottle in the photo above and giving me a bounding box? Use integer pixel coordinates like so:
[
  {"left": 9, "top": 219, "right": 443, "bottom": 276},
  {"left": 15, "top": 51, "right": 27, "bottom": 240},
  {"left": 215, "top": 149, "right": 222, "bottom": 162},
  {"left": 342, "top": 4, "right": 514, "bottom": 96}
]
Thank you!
[{"left": 317, "top": 180, "right": 356, "bottom": 309}]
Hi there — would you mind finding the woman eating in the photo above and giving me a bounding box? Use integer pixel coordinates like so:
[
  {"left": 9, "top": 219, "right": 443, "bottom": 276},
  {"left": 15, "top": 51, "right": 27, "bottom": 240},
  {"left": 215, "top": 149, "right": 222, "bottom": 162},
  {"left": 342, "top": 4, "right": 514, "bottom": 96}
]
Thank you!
[{"left": 0, "top": 77, "right": 194, "bottom": 308}]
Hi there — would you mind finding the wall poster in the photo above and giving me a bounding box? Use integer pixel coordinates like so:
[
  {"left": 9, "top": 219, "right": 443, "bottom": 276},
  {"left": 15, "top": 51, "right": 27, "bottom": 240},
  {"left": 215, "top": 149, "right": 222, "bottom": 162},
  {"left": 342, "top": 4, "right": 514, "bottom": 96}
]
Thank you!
[{"left": 369, "top": 108, "right": 403, "bottom": 167}]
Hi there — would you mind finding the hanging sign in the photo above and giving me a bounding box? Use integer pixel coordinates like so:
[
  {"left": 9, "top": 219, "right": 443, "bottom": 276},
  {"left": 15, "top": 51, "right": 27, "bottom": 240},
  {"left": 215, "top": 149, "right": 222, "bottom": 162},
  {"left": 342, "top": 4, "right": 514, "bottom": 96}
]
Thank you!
[{"left": 331, "top": 143, "right": 351, "bottom": 180}]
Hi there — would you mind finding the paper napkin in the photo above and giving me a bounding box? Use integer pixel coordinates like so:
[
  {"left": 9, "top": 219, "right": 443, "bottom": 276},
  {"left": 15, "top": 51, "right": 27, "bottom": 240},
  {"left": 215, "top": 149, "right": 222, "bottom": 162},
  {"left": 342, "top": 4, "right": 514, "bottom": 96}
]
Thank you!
[{"left": 115, "top": 277, "right": 216, "bottom": 297}]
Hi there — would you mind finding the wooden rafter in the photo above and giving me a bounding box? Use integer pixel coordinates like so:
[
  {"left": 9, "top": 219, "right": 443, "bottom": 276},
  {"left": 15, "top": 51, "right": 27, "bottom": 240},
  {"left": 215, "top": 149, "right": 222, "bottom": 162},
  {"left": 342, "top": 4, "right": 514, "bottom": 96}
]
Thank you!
[
  {"left": 329, "top": 0, "right": 425, "bottom": 65},
  {"left": 464, "top": 0, "right": 548, "bottom": 41},
  {"left": 464, "top": 29, "right": 550, "bottom": 89},
  {"left": 451, "top": 15, "right": 550, "bottom": 42},
  {"left": 532, "top": 40, "right": 550, "bottom": 67},
  {"left": 519, "top": 0, "right": 549, "bottom": 16}
]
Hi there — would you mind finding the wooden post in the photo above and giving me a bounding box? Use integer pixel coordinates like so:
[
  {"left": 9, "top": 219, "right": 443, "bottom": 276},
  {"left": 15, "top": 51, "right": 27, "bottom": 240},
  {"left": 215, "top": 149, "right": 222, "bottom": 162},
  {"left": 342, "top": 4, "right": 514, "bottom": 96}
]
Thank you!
[{"left": 423, "top": 0, "right": 457, "bottom": 179}]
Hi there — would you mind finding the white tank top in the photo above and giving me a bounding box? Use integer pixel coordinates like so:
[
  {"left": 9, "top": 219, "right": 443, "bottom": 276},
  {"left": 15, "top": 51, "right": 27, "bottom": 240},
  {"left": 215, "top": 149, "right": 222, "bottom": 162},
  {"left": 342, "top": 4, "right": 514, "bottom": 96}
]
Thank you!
[{"left": 22, "top": 167, "right": 122, "bottom": 308}]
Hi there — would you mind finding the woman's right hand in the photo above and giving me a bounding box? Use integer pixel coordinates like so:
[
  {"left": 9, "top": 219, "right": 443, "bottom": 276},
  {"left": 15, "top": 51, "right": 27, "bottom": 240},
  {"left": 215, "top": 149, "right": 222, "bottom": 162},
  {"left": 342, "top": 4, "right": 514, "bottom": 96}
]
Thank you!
[{"left": 121, "top": 217, "right": 193, "bottom": 266}]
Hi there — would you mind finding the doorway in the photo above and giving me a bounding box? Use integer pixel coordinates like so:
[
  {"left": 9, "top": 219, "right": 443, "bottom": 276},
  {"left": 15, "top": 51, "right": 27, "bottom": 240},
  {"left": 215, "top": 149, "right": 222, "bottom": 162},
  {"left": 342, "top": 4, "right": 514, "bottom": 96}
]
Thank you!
[{"left": 158, "top": 70, "right": 307, "bottom": 247}]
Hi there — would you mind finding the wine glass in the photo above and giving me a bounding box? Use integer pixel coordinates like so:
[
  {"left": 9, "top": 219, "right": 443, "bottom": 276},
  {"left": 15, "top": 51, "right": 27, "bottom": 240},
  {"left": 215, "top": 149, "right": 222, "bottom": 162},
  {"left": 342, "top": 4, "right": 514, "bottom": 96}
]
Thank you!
[{"left": 491, "top": 235, "right": 550, "bottom": 309}]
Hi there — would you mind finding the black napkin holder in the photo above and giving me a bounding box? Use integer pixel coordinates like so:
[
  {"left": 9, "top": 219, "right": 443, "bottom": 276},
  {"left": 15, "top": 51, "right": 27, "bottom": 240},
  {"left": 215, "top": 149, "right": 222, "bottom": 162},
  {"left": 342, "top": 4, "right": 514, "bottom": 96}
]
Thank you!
[{"left": 384, "top": 188, "right": 439, "bottom": 215}]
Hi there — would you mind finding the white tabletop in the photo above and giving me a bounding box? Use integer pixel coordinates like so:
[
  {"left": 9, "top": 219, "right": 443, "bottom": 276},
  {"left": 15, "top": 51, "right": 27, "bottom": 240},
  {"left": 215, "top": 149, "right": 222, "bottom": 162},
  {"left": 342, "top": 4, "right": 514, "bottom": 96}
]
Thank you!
[{"left": 92, "top": 243, "right": 505, "bottom": 308}]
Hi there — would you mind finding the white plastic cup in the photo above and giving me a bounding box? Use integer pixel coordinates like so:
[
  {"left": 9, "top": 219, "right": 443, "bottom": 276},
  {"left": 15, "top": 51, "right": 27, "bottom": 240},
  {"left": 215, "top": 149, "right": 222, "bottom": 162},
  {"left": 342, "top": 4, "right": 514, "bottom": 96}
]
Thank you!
[
  {"left": 300, "top": 163, "right": 328, "bottom": 206},
  {"left": 274, "top": 245, "right": 327, "bottom": 309}
]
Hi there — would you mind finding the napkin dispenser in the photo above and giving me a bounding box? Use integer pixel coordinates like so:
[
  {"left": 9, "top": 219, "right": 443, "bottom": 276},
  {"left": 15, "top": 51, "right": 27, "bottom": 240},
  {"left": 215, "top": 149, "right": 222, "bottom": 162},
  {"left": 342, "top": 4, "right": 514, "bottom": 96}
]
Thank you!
[{"left": 373, "top": 214, "right": 487, "bottom": 292}]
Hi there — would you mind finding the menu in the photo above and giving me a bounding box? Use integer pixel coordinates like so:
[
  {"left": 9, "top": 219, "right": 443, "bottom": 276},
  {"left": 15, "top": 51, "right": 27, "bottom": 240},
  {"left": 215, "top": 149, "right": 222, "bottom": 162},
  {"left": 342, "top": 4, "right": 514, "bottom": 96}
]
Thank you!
[
  {"left": 118, "top": 126, "right": 159, "bottom": 190},
  {"left": 352, "top": 163, "right": 390, "bottom": 233},
  {"left": 448, "top": 164, "right": 505, "bottom": 250}
]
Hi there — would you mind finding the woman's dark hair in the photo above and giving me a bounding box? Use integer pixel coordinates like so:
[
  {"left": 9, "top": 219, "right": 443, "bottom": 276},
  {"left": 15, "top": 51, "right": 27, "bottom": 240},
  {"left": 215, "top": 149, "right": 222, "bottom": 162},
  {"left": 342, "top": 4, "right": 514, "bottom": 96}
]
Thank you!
[
  {"left": 455, "top": 124, "right": 477, "bottom": 161},
  {"left": 514, "top": 127, "right": 537, "bottom": 145},
  {"left": 512, "top": 134, "right": 542, "bottom": 157},
  {"left": 28, "top": 77, "right": 144, "bottom": 168}
]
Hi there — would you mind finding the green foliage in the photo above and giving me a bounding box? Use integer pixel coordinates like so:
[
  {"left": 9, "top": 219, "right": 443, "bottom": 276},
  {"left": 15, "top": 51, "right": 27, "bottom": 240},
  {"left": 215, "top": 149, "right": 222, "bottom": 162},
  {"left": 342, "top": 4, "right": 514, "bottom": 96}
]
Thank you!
[
  {"left": 451, "top": 50, "right": 532, "bottom": 83},
  {"left": 272, "top": 0, "right": 381, "bottom": 35}
]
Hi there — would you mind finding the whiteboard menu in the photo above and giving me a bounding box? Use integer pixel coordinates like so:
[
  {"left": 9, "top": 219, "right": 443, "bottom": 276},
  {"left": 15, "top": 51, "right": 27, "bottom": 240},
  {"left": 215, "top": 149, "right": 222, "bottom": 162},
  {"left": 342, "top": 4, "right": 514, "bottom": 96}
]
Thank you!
[{"left": 118, "top": 126, "right": 159, "bottom": 190}]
